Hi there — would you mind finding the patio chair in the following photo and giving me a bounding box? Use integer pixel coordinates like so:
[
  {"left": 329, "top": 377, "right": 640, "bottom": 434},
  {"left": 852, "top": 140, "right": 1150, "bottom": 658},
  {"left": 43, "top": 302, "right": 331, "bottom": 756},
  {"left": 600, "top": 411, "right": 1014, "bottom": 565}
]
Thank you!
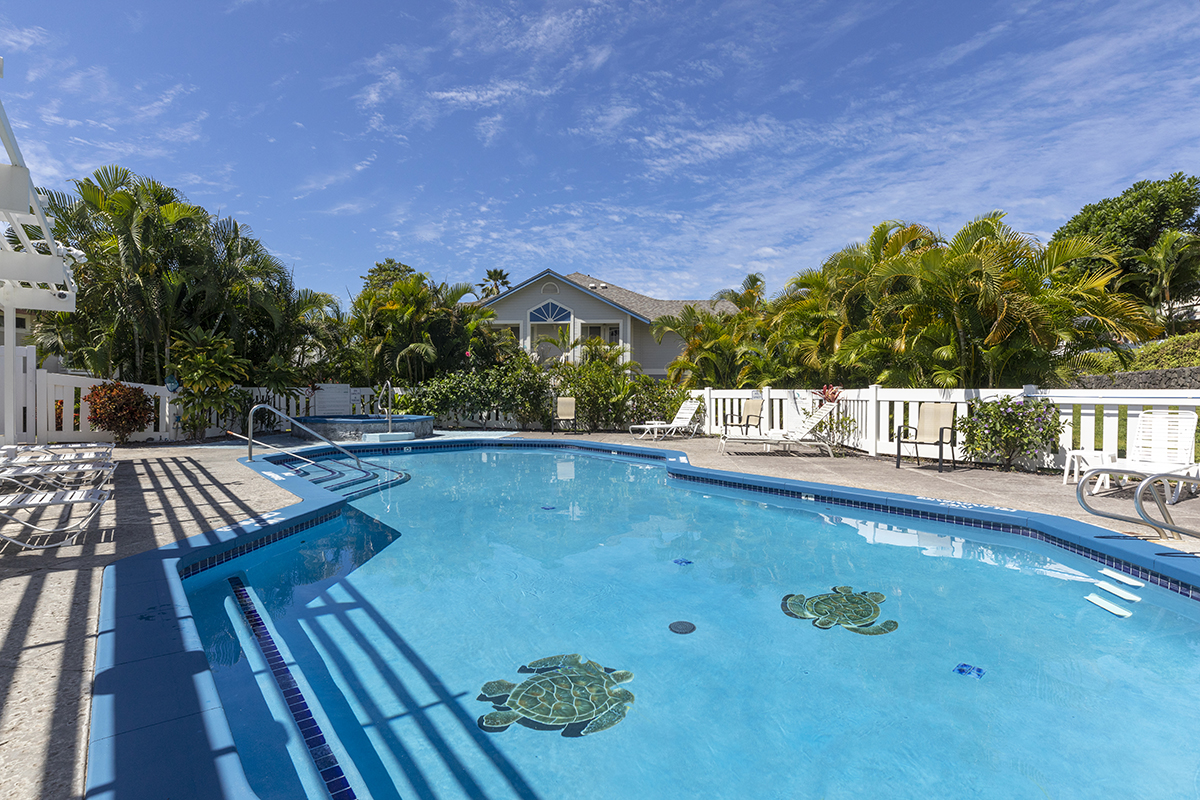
[
  {"left": 895, "top": 402, "right": 957, "bottom": 472},
  {"left": 718, "top": 402, "right": 837, "bottom": 456},
  {"left": 0, "top": 461, "right": 116, "bottom": 493},
  {"left": 1088, "top": 409, "right": 1199, "bottom": 503},
  {"left": 629, "top": 399, "right": 703, "bottom": 440},
  {"left": 0, "top": 487, "right": 111, "bottom": 549},
  {"left": 723, "top": 397, "right": 764, "bottom": 435},
  {"left": 551, "top": 397, "right": 577, "bottom": 434},
  {"left": 1, "top": 449, "right": 113, "bottom": 466}
]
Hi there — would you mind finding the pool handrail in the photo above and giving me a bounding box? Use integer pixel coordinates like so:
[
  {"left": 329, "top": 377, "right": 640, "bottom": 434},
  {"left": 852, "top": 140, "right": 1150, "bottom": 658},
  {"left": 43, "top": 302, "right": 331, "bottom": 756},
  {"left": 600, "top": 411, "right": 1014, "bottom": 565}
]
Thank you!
[
  {"left": 1134, "top": 471, "right": 1200, "bottom": 540},
  {"left": 246, "top": 403, "right": 363, "bottom": 470},
  {"left": 1076, "top": 467, "right": 1168, "bottom": 539}
]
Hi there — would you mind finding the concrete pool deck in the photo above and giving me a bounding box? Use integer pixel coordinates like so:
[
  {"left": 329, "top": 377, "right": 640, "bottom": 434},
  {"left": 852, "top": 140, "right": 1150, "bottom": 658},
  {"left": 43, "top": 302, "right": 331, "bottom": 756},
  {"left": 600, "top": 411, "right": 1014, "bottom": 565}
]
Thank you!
[{"left": 2, "top": 431, "right": 1199, "bottom": 798}]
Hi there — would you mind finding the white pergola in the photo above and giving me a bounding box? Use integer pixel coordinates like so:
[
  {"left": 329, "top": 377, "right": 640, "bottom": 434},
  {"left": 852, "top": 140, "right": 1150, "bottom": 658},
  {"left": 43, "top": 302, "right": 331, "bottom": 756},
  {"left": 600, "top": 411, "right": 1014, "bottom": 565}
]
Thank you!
[{"left": 0, "top": 56, "right": 79, "bottom": 444}]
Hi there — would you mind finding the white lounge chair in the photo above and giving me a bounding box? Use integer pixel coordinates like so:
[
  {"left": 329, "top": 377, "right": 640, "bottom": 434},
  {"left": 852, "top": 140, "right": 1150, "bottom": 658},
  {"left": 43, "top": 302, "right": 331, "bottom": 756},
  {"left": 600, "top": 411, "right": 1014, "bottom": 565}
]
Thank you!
[
  {"left": 629, "top": 399, "right": 703, "bottom": 440},
  {"left": 718, "top": 402, "right": 837, "bottom": 456},
  {"left": 0, "top": 461, "right": 116, "bottom": 492},
  {"left": 0, "top": 487, "right": 111, "bottom": 549},
  {"left": 2, "top": 450, "right": 113, "bottom": 466},
  {"left": 1089, "top": 409, "right": 1199, "bottom": 503}
]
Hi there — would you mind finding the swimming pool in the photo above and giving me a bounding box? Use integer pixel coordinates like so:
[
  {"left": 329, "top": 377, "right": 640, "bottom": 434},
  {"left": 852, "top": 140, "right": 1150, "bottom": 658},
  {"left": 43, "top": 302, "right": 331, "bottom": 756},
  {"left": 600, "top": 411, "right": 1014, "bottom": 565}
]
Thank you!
[{"left": 173, "top": 447, "right": 1200, "bottom": 799}]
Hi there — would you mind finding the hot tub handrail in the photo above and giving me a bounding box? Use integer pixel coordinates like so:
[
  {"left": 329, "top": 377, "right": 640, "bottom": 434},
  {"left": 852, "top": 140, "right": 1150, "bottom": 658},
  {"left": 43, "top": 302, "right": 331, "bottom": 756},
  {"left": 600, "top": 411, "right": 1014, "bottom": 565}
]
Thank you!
[
  {"left": 1076, "top": 467, "right": 1168, "bottom": 539},
  {"left": 1134, "top": 471, "right": 1200, "bottom": 540},
  {"left": 247, "top": 404, "right": 362, "bottom": 470},
  {"left": 379, "top": 380, "right": 394, "bottom": 434}
]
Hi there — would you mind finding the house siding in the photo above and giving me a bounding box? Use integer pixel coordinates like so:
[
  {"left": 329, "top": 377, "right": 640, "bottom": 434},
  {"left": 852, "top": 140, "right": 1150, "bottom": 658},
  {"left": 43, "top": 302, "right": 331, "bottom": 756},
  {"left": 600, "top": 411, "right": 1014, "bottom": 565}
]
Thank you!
[
  {"left": 486, "top": 277, "right": 685, "bottom": 374},
  {"left": 631, "top": 323, "right": 683, "bottom": 377}
]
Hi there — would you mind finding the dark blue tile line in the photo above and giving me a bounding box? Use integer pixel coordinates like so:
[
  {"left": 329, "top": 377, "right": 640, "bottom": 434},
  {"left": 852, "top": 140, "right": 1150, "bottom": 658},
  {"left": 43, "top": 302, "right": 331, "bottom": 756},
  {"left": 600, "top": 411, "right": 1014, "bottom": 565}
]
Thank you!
[
  {"left": 227, "top": 576, "right": 357, "bottom": 800},
  {"left": 178, "top": 510, "right": 341, "bottom": 579},
  {"left": 670, "top": 471, "right": 1200, "bottom": 603},
  {"left": 264, "top": 438, "right": 670, "bottom": 469}
]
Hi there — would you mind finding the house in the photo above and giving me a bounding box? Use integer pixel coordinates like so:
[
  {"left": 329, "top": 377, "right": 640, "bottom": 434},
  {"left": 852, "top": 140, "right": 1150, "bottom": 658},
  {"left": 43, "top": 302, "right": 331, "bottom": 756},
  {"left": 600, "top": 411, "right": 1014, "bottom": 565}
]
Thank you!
[{"left": 480, "top": 269, "right": 736, "bottom": 377}]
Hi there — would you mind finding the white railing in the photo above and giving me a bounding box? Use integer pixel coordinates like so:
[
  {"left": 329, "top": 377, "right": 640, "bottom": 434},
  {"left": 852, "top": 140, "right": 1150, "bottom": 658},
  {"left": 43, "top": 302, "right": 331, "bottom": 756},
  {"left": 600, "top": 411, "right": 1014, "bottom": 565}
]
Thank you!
[
  {"left": 36, "top": 371, "right": 174, "bottom": 443},
  {"left": 1, "top": 345, "right": 38, "bottom": 444},
  {"left": 691, "top": 384, "right": 1200, "bottom": 466}
]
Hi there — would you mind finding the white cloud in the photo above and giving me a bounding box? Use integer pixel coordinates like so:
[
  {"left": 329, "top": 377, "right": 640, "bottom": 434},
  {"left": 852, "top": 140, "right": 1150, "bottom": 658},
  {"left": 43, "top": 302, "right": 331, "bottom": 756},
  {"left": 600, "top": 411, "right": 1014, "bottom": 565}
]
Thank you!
[
  {"left": 0, "top": 19, "right": 50, "bottom": 53},
  {"left": 475, "top": 114, "right": 504, "bottom": 146}
]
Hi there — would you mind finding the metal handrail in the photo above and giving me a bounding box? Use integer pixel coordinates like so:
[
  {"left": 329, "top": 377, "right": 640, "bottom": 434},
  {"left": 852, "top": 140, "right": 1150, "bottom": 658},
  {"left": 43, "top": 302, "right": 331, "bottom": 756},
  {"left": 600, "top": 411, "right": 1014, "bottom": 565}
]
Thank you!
[
  {"left": 246, "top": 404, "right": 362, "bottom": 470},
  {"left": 1076, "top": 467, "right": 1168, "bottom": 539},
  {"left": 1135, "top": 471, "right": 1200, "bottom": 540},
  {"left": 224, "top": 429, "right": 343, "bottom": 481},
  {"left": 378, "top": 381, "right": 393, "bottom": 433}
]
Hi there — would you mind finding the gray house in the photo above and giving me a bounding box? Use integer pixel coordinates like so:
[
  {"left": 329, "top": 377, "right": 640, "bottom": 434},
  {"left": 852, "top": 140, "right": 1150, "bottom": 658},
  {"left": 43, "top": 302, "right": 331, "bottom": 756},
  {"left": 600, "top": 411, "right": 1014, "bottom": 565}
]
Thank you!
[{"left": 480, "top": 270, "right": 734, "bottom": 377}]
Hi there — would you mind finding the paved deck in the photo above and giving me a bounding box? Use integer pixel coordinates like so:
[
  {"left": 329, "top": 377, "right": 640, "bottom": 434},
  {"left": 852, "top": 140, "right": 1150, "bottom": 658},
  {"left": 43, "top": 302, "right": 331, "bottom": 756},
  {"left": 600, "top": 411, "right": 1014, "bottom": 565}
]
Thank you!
[{"left": 1, "top": 432, "right": 1198, "bottom": 798}]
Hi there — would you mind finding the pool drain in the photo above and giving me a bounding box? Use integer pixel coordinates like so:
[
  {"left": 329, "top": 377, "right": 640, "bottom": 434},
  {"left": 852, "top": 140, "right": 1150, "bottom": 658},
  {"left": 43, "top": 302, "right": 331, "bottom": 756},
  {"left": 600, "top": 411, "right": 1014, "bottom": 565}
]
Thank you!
[{"left": 669, "top": 621, "right": 696, "bottom": 634}]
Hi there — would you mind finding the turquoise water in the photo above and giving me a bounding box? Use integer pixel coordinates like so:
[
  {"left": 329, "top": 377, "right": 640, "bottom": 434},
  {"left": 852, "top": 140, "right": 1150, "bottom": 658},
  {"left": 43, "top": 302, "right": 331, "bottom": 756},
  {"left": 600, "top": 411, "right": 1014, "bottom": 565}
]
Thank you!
[{"left": 186, "top": 449, "right": 1200, "bottom": 799}]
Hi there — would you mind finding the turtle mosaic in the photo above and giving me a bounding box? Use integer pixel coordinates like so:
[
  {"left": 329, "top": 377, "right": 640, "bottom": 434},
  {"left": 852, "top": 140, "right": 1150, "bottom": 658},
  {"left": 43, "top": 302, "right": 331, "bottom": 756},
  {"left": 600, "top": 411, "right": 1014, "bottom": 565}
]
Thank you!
[
  {"left": 478, "top": 653, "right": 635, "bottom": 736},
  {"left": 782, "top": 585, "right": 898, "bottom": 635}
]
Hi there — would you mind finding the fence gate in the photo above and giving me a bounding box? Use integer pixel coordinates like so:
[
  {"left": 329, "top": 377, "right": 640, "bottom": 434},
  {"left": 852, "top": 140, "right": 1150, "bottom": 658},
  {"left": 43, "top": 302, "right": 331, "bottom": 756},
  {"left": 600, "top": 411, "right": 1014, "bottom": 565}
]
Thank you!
[{"left": 0, "top": 345, "right": 37, "bottom": 444}]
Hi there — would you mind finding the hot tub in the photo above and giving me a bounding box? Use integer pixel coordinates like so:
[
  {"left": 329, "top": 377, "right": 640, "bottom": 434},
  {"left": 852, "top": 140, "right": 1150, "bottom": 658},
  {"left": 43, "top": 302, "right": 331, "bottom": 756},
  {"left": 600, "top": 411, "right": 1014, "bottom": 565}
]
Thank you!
[{"left": 289, "top": 414, "right": 434, "bottom": 442}]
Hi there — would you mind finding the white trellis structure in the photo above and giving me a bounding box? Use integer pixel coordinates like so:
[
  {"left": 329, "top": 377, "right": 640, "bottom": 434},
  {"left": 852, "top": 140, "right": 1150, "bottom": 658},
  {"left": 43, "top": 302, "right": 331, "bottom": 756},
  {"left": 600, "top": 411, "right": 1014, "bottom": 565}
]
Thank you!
[{"left": 0, "top": 57, "right": 79, "bottom": 445}]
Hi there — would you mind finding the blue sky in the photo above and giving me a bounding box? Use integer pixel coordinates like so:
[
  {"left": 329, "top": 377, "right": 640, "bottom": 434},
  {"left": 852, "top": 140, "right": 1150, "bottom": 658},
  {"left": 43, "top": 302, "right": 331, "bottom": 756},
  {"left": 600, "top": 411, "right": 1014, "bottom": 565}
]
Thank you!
[{"left": 2, "top": 0, "right": 1198, "bottom": 305}]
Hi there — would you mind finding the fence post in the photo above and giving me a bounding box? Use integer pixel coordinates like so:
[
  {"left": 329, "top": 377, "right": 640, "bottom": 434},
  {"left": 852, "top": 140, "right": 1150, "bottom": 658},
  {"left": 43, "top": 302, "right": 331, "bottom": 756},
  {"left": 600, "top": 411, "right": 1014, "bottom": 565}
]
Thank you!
[
  {"left": 866, "top": 384, "right": 880, "bottom": 456},
  {"left": 703, "top": 387, "right": 714, "bottom": 435},
  {"left": 762, "top": 386, "right": 772, "bottom": 434}
]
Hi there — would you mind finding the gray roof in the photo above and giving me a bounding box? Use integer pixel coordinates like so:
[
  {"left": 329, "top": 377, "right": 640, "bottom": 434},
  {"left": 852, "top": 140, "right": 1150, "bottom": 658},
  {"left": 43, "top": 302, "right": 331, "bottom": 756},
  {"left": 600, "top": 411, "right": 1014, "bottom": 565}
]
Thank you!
[{"left": 563, "top": 272, "right": 736, "bottom": 320}]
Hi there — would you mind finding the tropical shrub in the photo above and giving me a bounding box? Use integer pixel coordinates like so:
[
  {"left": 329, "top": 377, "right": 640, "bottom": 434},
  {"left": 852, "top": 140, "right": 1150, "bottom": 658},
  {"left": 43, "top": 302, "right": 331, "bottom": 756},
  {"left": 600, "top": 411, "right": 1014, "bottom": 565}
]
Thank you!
[
  {"left": 402, "top": 355, "right": 553, "bottom": 429},
  {"left": 81, "top": 381, "right": 155, "bottom": 444},
  {"left": 172, "top": 330, "right": 251, "bottom": 439},
  {"left": 958, "top": 395, "right": 1063, "bottom": 471}
]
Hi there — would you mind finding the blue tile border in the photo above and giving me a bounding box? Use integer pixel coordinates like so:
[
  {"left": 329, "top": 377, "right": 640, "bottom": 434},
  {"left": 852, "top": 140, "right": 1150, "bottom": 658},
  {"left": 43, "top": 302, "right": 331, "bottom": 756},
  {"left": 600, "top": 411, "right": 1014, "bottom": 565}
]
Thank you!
[
  {"left": 227, "top": 577, "right": 357, "bottom": 800},
  {"left": 88, "top": 436, "right": 1200, "bottom": 800},
  {"left": 667, "top": 469, "right": 1200, "bottom": 601}
]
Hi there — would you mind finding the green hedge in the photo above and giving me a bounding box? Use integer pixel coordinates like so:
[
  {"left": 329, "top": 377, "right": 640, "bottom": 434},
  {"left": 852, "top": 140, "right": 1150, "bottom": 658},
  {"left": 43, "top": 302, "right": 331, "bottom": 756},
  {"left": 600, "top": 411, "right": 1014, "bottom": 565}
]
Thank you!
[
  {"left": 1093, "top": 332, "right": 1200, "bottom": 373},
  {"left": 401, "top": 354, "right": 692, "bottom": 432}
]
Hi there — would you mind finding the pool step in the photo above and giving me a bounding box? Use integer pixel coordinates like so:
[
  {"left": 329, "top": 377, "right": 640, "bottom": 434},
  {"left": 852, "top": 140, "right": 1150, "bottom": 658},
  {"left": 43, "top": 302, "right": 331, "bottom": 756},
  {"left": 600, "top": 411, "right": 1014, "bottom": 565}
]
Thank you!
[
  {"left": 1085, "top": 593, "right": 1133, "bottom": 617},
  {"left": 1085, "top": 569, "right": 1143, "bottom": 618}
]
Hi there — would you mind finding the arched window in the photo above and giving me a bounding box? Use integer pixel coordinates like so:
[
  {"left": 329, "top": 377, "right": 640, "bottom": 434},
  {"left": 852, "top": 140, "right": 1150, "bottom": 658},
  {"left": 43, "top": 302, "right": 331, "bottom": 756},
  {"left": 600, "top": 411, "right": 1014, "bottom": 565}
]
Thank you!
[
  {"left": 530, "top": 301, "right": 572, "bottom": 323},
  {"left": 541, "top": 282, "right": 560, "bottom": 294}
]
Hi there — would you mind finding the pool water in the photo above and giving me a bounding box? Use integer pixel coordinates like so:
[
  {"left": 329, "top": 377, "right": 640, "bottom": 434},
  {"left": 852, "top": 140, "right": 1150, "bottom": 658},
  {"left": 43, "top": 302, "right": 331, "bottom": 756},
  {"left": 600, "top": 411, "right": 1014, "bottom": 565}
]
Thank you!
[{"left": 186, "top": 449, "right": 1200, "bottom": 799}]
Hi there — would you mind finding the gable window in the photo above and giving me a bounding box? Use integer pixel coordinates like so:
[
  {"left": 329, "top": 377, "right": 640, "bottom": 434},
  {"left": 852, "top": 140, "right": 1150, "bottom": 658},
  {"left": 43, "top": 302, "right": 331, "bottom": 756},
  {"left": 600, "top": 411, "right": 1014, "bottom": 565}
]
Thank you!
[
  {"left": 530, "top": 301, "right": 571, "bottom": 323},
  {"left": 541, "top": 282, "right": 560, "bottom": 294}
]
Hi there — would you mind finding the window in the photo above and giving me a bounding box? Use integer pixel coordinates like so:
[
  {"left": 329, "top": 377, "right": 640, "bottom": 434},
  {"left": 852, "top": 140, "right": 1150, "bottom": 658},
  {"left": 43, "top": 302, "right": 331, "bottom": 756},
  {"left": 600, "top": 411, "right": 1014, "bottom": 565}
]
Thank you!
[
  {"left": 530, "top": 301, "right": 571, "bottom": 323},
  {"left": 585, "top": 324, "right": 620, "bottom": 343}
]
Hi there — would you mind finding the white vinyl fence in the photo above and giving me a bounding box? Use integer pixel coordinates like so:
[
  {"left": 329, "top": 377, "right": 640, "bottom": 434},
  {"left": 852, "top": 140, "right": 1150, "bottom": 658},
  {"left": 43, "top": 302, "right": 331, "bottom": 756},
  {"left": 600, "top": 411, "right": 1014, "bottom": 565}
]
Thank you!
[{"left": 690, "top": 385, "right": 1200, "bottom": 467}]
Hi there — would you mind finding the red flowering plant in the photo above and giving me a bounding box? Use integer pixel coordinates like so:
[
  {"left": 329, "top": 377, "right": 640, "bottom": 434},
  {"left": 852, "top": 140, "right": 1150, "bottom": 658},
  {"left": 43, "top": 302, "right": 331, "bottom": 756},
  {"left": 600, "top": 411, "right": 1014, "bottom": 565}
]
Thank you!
[{"left": 81, "top": 381, "right": 155, "bottom": 444}]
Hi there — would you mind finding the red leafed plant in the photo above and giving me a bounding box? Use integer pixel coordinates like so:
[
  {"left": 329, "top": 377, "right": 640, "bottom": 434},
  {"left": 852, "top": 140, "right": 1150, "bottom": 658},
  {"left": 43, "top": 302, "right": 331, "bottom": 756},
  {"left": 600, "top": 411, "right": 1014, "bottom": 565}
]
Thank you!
[
  {"left": 81, "top": 381, "right": 155, "bottom": 444},
  {"left": 814, "top": 384, "right": 842, "bottom": 405}
]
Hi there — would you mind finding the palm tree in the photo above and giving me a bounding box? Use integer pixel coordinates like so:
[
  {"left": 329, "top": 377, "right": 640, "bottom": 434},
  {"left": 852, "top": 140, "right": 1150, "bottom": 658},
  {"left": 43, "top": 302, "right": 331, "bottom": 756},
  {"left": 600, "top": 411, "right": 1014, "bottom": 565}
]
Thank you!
[
  {"left": 1129, "top": 230, "right": 1200, "bottom": 336},
  {"left": 479, "top": 268, "right": 511, "bottom": 298}
]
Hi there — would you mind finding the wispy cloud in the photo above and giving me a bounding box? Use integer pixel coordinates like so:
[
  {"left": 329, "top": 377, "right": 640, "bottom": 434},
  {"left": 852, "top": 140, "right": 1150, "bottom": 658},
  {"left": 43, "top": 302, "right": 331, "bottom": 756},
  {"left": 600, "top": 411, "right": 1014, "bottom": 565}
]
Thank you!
[{"left": 0, "top": 18, "right": 50, "bottom": 53}]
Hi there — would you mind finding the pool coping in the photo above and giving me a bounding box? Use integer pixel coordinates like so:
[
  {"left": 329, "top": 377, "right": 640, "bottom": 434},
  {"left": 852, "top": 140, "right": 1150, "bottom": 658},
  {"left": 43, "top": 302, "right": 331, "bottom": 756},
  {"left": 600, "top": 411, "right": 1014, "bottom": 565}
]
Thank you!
[{"left": 85, "top": 437, "right": 1200, "bottom": 799}]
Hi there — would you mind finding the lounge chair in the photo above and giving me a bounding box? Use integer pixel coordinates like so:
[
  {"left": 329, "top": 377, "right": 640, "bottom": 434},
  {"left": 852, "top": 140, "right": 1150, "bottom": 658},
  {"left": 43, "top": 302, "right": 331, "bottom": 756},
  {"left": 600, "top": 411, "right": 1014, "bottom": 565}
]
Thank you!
[
  {"left": 551, "top": 397, "right": 577, "bottom": 434},
  {"left": 629, "top": 399, "right": 703, "bottom": 440},
  {"left": 1088, "top": 409, "right": 1199, "bottom": 503},
  {"left": 2, "top": 450, "right": 113, "bottom": 466},
  {"left": 724, "top": 398, "right": 764, "bottom": 435},
  {"left": 718, "top": 401, "right": 837, "bottom": 455},
  {"left": 895, "top": 402, "right": 957, "bottom": 472},
  {"left": 0, "top": 487, "right": 111, "bottom": 549},
  {"left": 0, "top": 461, "right": 116, "bottom": 492}
]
